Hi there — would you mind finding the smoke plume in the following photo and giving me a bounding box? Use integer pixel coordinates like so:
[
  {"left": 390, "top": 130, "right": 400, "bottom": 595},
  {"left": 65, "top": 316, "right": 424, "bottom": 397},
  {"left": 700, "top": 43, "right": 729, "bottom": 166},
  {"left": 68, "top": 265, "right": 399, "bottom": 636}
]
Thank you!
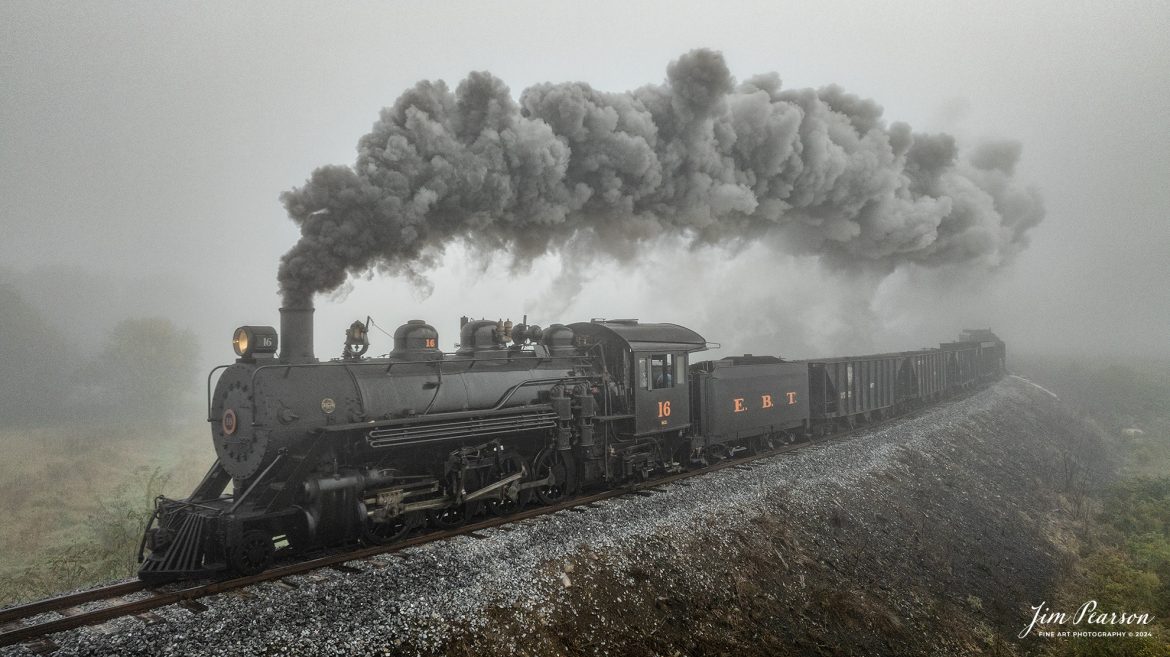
[{"left": 278, "top": 49, "right": 1044, "bottom": 307}]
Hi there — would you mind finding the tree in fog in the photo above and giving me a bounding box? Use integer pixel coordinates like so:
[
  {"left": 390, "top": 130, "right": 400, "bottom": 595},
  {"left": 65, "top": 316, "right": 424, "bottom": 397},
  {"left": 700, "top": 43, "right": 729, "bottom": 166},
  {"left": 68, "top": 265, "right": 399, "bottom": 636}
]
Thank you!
[
  {"left": 77, "top": 318, "right": 199, "bottom": 424},
  {"left": 0, "top": 281, "right": 79, "bottom": 426}
]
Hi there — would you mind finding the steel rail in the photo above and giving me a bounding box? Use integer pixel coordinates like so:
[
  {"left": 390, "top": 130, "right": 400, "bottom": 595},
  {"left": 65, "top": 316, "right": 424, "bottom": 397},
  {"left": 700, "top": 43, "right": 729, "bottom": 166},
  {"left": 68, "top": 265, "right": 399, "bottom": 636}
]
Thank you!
[{"left": 0, "top": 581, "right": 148, "bottom": 626}]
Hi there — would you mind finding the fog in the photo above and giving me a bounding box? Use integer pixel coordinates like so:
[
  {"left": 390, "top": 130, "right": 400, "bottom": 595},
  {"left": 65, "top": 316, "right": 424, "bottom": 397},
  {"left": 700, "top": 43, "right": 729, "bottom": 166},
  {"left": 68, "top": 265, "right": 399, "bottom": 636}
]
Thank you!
[{"left": 2, "top": 0, "right": 1168, "bottom": 384}]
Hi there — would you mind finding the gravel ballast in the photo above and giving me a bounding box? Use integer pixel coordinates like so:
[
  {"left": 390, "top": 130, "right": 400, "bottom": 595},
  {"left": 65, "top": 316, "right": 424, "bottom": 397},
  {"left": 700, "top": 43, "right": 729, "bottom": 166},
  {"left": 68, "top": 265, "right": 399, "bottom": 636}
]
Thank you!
[{"left": 2, "top": 377, "right": 1104, "bottom": 656}]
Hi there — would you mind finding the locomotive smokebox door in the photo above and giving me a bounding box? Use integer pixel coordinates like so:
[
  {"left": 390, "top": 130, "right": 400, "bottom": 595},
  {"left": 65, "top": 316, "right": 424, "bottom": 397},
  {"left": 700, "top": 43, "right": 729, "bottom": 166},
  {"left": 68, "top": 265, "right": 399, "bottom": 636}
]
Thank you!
[{"left": 635, "top": 351, "right": 689, "bottom": 435}]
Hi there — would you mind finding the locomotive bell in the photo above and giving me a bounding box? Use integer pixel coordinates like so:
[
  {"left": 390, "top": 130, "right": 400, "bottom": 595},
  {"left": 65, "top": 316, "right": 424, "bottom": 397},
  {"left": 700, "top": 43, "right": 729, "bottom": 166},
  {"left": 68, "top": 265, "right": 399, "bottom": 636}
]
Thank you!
[
  {"left": 346, "top": 320, "right": 368, "bottom": 346},
  {"left": 343, "top": 320, "right": 370, "bottom": 359}
]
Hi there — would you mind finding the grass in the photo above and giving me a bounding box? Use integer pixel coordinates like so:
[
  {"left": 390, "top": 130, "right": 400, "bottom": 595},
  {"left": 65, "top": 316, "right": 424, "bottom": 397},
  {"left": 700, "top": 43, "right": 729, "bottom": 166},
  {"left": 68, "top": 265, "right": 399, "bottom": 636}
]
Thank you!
[
  {"left": 1014, "top": 355, "right": 1170, "bottom": 656},
  {"left": 0, "top": 420, "right": 208, "bottom": 605}
]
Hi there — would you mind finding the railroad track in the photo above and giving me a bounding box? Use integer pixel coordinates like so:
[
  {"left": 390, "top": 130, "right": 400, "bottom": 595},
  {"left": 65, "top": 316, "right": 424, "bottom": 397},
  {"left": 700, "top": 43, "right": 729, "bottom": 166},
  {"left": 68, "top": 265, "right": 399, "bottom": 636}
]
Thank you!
[{"left": 0, "top": 393, "right": 966, "bottom": 652}]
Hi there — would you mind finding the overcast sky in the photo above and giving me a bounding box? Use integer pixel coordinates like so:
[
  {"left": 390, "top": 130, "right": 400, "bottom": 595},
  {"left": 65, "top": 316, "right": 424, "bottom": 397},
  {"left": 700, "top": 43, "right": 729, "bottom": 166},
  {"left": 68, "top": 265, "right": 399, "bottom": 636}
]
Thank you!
[{"left": 2, "top": 0, "right": 1168, "bottom": 367}]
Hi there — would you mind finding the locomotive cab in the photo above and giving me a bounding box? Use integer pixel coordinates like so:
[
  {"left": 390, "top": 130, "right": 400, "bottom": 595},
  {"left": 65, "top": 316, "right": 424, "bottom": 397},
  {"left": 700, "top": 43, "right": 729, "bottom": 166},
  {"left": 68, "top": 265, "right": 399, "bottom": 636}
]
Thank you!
[
  {"left": 633, "top": 351, "right": 689, "bottom": 435},
  {"left": 568, "top": 320, "right": 706, "bottom": 437}
]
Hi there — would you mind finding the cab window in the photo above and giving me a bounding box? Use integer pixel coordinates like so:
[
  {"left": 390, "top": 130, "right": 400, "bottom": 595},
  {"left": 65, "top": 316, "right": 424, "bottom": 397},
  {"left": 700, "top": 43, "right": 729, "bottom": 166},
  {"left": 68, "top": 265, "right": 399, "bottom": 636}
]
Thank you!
[{"left": 650, "top": 354, "right": 675, "bottom": 389}]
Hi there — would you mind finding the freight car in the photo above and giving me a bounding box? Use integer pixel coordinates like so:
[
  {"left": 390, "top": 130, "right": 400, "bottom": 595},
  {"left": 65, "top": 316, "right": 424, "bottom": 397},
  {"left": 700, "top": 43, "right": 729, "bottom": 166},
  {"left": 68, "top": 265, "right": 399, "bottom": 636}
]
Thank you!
[
  {"left": 138, "top": 307, "right": 1005, "bottom": 581},
  {"left": 689, "top": 356, "right": 810, "bottom": 456}
]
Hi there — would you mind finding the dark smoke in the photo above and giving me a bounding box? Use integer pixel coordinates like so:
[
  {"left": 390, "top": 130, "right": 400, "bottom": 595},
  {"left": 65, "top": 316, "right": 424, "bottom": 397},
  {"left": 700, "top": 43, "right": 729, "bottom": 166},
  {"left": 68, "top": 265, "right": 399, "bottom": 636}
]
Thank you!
[{"left": 278, "top": 49, "right": 1044, "bottom": 306}]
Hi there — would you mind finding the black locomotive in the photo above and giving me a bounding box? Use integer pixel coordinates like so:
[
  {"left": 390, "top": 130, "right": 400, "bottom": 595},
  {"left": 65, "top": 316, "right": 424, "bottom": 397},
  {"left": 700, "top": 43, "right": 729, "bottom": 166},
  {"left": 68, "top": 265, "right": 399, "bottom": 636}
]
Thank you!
[{"left": 138, "top": 306, "right": 1005, "bottom": 581}]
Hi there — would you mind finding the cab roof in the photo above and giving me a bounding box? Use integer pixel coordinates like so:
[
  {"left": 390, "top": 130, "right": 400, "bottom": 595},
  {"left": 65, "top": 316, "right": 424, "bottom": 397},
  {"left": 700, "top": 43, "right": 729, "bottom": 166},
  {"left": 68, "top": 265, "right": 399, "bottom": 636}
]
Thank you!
[{"left": 570, "top": 319, "right": 707, "bottom": 353}]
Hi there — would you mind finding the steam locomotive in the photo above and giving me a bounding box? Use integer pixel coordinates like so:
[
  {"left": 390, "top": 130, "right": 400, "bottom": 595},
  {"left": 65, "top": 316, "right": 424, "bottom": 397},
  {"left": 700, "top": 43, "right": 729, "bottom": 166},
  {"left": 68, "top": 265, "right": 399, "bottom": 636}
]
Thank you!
[{"left": 138, "top": 306, "right": 1005, "bottom": 581}]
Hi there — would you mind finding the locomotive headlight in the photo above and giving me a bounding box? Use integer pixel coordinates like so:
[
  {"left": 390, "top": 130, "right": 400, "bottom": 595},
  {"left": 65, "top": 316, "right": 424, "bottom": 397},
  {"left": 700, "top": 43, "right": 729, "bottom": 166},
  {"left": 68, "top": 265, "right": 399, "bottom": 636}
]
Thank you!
[
  {"left": 232, "top": 328, "right": 249, "bottom": 356},
  {"left": 233, "top": 326, "right": 278, "bottom": 359}
]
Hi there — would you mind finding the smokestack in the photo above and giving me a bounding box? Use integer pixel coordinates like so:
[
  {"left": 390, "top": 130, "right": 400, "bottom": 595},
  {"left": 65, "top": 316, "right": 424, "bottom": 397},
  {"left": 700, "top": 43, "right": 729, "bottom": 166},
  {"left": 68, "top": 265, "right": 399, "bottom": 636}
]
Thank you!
[{"left": 279, "top": 306, "right": 316, "bottom": 363}]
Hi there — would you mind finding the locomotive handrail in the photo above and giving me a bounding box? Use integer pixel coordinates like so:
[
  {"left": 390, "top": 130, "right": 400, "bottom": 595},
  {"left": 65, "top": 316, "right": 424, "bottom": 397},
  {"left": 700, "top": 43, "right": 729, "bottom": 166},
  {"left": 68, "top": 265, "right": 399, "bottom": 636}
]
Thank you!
[
  {"left": 205, "top": 364, "right": 231, "bottom": 421},
  {"left": 235, "top": 354, "right": 555, "bottom": 427},
  {"left": 229, "top": 453, "right": 285, "bottom": 515},
  {"left": 205, "top": 351, "right": 603, "bottom": 422},
  {"left": 324, "top": 403, "right": 557, "bottom": 433},
  {"left": 420, "top": 361, "right": 443, "bottom": 416},
  {"left": 320, "top": 376, "right": 591, "bottom": 433},
  {"left": 136, "top": 503, "right": 162, "bottom": 564},
  {"left": 489, "top": 375, "right": 591, "bottom": 411},
  {"left": 339, "top": 362, "right": 369, "bottom": 422},
  {"left": 243, "top": 352, "right": 582, "bottom": 394}
]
